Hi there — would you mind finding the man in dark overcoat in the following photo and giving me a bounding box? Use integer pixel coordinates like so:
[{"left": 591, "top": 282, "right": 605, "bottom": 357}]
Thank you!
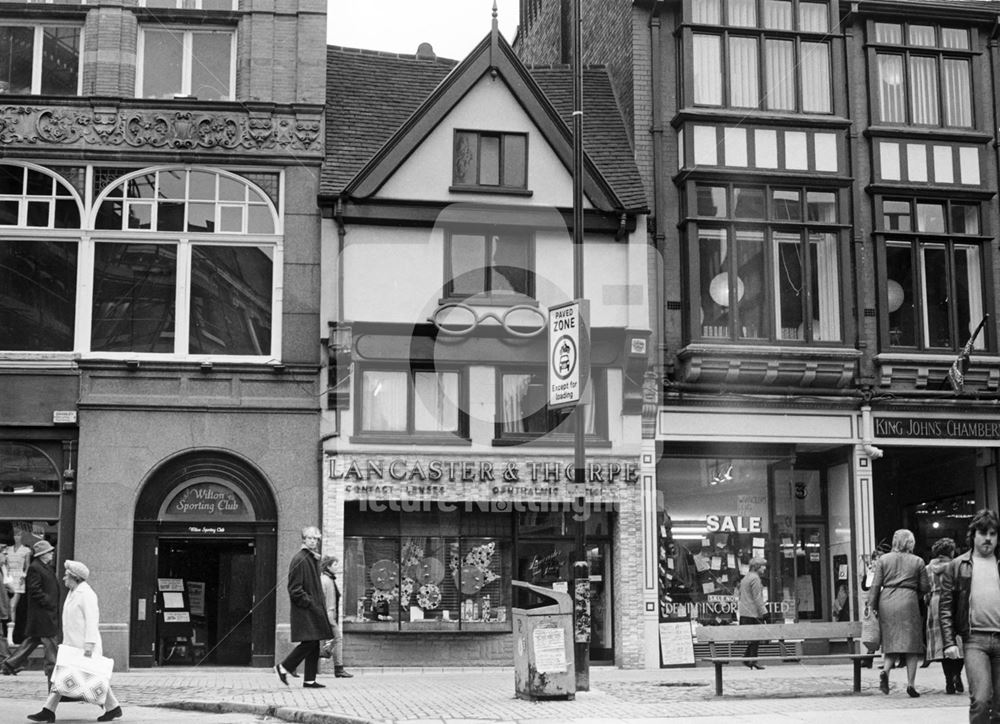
[
  {"left": 274, "top": 526, "right": 333, "bottom": 688},
  {"left": 2, "top": 540, "right": 59, "bottom": 683}
]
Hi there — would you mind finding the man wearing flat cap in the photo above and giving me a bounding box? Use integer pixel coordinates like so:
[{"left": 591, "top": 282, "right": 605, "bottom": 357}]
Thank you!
[{"left": 2, "top": 539, "right": 59, "bottom": 682}]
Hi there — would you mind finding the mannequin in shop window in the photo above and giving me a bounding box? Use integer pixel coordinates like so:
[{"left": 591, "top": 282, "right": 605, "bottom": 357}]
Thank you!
[{"left": 5, "top": 532, "right": 30, "bottom": 647}]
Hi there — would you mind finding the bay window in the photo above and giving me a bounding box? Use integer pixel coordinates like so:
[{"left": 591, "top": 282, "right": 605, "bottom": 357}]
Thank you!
[
  {"left": 689, "top": 0, "right": 831, "bottom": 113},
  {"left": 872, "top": 22, "right": 973, "bottom": 128},
  {"left": 694, "top": 184, "right": 843, "bottom": 343},
  {"left": 880, "top": 198, "right": 987, "bottom": 351}
]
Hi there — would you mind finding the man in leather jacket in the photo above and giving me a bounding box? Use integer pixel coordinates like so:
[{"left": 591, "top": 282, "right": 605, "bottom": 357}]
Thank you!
[{"left": 941, "top": 509, "right": 1000, "bottom": 723}]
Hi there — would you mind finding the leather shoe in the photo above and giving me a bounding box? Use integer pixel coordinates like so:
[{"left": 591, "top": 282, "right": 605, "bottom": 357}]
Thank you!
[
  {"left": 274, "top": 664, "right": 288, "bottom": 686},
  {"left": 97, "top": 706, "right": 123, "bottom": 721},
  {"left": 303, "top": 681, "right": 326, "bottom": 688},
  {"left": 334, "top": 668, "right": 353, "bottom": 678},
  {"left": 27, "top": 709, "right": 55, "bottom": 722},
  {"left": 907, "top": 686, "right": 920, "bottom": 698}
]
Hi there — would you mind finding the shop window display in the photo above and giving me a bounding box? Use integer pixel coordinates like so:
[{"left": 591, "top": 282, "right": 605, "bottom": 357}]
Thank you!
[{"left": 342, "top": 534, "right": 510, "bottom": 632}]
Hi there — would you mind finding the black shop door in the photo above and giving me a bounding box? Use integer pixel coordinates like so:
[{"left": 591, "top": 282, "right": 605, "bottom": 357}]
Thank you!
[{"left": 157, "top": 538, "right": 255, "bottom": 666}]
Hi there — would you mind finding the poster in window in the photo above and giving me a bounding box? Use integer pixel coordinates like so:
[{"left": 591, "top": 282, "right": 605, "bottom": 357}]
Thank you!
[{"left": 187, "top": 581, "right": 205, "bottom": 617}]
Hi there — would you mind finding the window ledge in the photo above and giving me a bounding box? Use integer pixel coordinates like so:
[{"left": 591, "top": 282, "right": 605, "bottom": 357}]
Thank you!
[
  {"left": 349, "top": 434, "right": 472, "bottom": 446},
  {"left": 437, "top": 294, "right": 540, "bottom": 308},
  {"left": 448, "top": 185, "right": 533, "bottom": 197},
  {"left": 876, "top": 351, "right": 999, "bottom": 366},
  {"left": 492, "top": 436, "right": 612, "bottom": 448}
]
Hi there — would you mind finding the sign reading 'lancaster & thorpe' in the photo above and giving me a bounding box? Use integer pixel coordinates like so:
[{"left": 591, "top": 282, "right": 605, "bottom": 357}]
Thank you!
[{"left": 873, "top": 416, "right": 1000, "bottom": 440}]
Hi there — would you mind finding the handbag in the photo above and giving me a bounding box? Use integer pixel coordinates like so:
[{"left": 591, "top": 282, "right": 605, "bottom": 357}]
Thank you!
[
  {"left": 51, "top": 644, "right": 114, "bottom": 706},
  {"left": 861, "top": 602, "right": 881, "bottom": 650},
  {"left": 319, "top": 639, "right": 334, "bottom": 659}
]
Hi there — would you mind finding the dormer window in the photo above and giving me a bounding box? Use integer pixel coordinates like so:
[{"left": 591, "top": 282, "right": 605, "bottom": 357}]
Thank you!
[{"left": 452, "top": 130, "right": 528, "bottom": 192}]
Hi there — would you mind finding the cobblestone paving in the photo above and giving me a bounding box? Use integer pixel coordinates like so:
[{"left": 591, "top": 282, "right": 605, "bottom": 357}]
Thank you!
[{"left": 0, "top": 664, "right": 968, "bottom": 723}]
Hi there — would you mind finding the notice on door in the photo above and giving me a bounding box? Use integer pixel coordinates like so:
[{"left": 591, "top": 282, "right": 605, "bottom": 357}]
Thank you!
[{"left": 532, "top": 627, "right": 567, "bottom": 673}]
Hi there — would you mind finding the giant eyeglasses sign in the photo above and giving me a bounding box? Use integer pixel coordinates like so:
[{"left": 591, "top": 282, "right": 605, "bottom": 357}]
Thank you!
[{"left": 547, "top": 299, "right": 590, "bottom": 410}]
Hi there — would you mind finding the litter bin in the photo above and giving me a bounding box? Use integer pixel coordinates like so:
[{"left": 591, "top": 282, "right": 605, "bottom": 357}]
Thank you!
[{"left": 511, "top": 580, "right": 576, "bottom": 700}]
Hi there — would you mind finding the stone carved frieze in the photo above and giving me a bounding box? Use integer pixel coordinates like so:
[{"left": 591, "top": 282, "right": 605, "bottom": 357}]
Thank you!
[{"left": 0, "top": 102, "right": 322, "bottom": 154}]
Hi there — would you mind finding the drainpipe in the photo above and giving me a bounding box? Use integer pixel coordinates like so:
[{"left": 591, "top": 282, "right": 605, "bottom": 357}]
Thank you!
[{"left": 860, "top": 405, "right": 884, "bottom": 460}]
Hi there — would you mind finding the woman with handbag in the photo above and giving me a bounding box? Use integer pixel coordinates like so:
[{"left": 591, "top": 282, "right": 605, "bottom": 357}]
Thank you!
[
  {"left": 868, "top": 529, "right": 930, "bottom": 698},
  {"left": 28, "top": 560, "right": 122, "bottom": 722}
]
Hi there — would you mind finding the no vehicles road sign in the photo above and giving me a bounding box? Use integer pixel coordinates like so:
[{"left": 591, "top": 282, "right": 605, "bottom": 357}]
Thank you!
[{"left": 548, "top": 299, "right": 590, "bottom": 409}]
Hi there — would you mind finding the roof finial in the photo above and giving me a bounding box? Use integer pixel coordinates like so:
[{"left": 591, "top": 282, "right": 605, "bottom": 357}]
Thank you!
[{"left": 492, "top": 0, "right": 499, "bottom": 31}]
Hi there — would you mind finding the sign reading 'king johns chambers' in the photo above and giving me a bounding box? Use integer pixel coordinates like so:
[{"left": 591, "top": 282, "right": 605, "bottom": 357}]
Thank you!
[{"left": 547, "top": 299, "right": 590, "bottom": 410}]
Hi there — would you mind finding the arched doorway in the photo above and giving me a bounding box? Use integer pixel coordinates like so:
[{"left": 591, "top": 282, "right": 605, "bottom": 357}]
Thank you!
[{"left": 130, "top": 452, "right": 277, "bottom": 668}]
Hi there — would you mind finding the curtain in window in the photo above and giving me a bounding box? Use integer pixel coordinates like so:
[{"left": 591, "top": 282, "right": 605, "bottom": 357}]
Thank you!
[
  {"left": 414, "top": 372, "right": 458, "bottom": 432},
  {"left": 762, "top": 0, "right": 792, "bottom": 30},
  {"left": 693, "top": 35, "right": 722, "bottom": 105},
  {"left": 693, "top": 0, "right": 721, "bottom": 24},
  {"left": 877, "top": 54, "right": 905, "bottom": 123},
  {"left": 942, "top": 58, "right": 972, "bottom": 127},
  {"left": 799, "top": 2, "right": 828, "bottom": 32},
  {"left": 502, "top": 375, "right": 531, "bottom": 433},
  {"left": 909, "top": 56, "right": 940, "bottom": 125},
  {"left": 908, "top": 25, "right": 935, "bottom": 47},
  {"left": 362, "top": 371, "right": 407, "bottom": 432},
  {"left": 800, "top": 42, "right": 831, "bottom": 113},
  {"left": 809, "top": 232, "right": 841, "bottom": 341},
  {"left": 941, "top": 28, "right": 969, "bottom": 50},
  {"left": 875, "top": 23, "right": 902, "bottom": 44},
  {"left": 955, "top": 245, "right": 985, "bottom": 350},
  {"left": 765, "top": 39, "right": 794, "bottom": 110},
  {"left": 728, "top": 0, "right": 756, "bottom": 27},
  {"left": 729, "top": 36, "right": 759, "bottom": 107}
]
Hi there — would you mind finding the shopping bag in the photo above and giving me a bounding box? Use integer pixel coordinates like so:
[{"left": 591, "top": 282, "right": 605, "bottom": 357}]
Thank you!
[
  {"left": 319, "top": 639, "right": 334, "bottom": 659},
  {"left": 861, "top": 603, "right": 881, "bottom": 650},
  {"left": 51, "top": 644, "right": 114, "bottom": 706}
]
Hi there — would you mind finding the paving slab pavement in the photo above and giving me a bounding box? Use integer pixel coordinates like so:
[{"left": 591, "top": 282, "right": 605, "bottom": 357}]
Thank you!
[{"left": 0, "top": 663, "right": 971, "bottom": 723}]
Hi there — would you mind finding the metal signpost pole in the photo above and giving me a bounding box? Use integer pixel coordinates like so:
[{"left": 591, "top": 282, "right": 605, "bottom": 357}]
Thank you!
[{"left": 571, "top": 0, "right": 590, "bottom": 692}]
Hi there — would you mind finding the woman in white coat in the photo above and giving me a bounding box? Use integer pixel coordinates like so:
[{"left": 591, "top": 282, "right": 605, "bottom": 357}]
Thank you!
[{"left": 27, "top": 560, "right": 122, "bottom": 722}]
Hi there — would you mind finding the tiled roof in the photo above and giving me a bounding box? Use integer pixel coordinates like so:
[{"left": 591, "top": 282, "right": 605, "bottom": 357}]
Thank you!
[
  {"left": 528, "top": 65, "right": 648, "bottom": 212},
  {"left": 323, "top": 46, "right": 648, "bottom": 213},
  {"left": 323, "top": 46, "right": 457, "bottom": 197}
]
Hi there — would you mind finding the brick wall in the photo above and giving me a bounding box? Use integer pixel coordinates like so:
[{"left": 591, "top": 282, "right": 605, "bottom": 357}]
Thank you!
[
  {"left": 83, "top": 7, "right": 137, "bottom": 96},
  {"left": 514, "top": 0, "right": 565, "bottom": 65}
]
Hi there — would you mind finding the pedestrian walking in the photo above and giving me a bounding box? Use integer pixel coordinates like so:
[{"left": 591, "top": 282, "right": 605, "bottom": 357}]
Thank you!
[
  {"left": 27, "top": 560, "right": 123, "bottom": 722},
  {"left": 869, "top": 528, "right": 930, "bottom": 697},
  {"left": 737, "top": 557, "right": 768, "bottom": 669},
  {"left": 274, "top": 526, "right": 332, "bottom": 689},
  {"left": 941, "top": 508, "right": 1000, "bottom": 723},
  {"left": 2, "top": 540, "right": 59, "bottom": 683},
  {"left": 926, "top": 537, "right": 964, "bottom": 694},
  {"left": 319, "top": 555, "right": 352, "bottom": 678}
]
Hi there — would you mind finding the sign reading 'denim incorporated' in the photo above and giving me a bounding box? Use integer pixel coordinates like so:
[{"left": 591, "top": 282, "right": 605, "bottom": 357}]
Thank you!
[{"left": 547, "top": 299, "right": 590, "bottom": 409}]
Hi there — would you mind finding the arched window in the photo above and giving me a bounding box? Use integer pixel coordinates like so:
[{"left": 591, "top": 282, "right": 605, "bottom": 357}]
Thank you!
[
  {"left": 88, "top": 167, "right": 281, "bottom": 359},
  {"left": 0, "top": 163, "right": 84, "bottom": 352},
  {"left": 0, "top": 441, "right": 60, "bottom": 494}
]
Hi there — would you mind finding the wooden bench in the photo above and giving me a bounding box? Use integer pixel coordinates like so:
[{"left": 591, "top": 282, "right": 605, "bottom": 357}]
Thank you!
[{"left": 696, "top": 621, "right": 876, "bottom": 696}]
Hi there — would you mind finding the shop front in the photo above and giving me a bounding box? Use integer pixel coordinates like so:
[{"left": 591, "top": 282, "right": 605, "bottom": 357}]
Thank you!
[
  {"left": 867, "top": 411, "right": 1000, "bottom": 557},
  {"left": 649, "top": 405, "right": 859, "bottom": 667},
  {"left": 324, "top": 453, "right": 642, "bottom": 666}
]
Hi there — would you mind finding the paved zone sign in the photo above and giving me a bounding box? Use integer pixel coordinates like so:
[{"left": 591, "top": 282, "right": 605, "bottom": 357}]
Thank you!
[{"left": 548, "top": 299, "right": 589, "bottom": 409}]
